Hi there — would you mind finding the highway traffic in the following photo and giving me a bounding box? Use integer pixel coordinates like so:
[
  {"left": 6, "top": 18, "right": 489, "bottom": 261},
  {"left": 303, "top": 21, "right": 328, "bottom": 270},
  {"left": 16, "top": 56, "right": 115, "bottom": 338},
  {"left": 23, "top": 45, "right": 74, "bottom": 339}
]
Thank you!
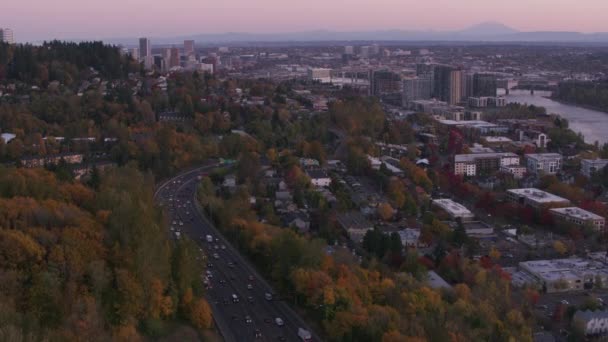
[{"left": 154, "top": 164, "right": 316, "bottom": 342}]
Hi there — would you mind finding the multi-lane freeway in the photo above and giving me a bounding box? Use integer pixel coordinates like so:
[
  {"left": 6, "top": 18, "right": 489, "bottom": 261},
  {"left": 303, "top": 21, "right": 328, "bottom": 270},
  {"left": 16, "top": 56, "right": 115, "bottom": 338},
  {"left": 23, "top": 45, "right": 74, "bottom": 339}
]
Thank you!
[{"left": 154, "top": 163, "right": 318, "bottom": 342}]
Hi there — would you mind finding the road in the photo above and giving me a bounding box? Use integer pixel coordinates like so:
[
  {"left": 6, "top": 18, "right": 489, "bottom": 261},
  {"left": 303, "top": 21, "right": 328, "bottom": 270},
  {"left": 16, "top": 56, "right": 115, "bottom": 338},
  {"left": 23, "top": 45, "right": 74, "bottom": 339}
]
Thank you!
[{"left": 154, "top": 163, "right": 318, "bottom": 342}]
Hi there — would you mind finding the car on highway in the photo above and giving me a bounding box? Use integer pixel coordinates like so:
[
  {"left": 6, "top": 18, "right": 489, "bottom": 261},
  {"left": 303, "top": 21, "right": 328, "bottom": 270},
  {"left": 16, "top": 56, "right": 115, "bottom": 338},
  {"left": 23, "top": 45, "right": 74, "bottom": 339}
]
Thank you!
[
  {"left": 206, "top": 235, "right": 213, "bottom": 243},
  {"left": 247, "top": 296, "right": 254, "bottom": 303},
  {"left": 213, "top": 253, "right": 219, "bottom": 259},
  {"left": 254, "top": 330, "right": 262, "bottom": 339},
  {"left": 221, "top": 244, "right": 226, "bottom": 250},
  {"left": 245, "top": 315, "right": 252, "bottom": 324},
  {"left": 247, "top": 283, "right": 253, "bottom": 290},
  {"left": 232, "top": 294, "right": 239, "bottom": 303},
  {"left": 275, "top": 317, "right": 284, "bottom": 326},
  {"left": 265, "top": 293, "right": 273, "bottom": 301}
]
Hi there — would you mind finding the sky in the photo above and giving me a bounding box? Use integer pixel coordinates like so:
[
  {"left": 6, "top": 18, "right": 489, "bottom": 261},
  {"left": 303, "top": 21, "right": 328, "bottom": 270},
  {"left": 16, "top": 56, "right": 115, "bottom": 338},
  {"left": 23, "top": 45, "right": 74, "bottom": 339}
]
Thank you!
[{"left": 3, "top": 0, "right": 608, "bottom": 42}]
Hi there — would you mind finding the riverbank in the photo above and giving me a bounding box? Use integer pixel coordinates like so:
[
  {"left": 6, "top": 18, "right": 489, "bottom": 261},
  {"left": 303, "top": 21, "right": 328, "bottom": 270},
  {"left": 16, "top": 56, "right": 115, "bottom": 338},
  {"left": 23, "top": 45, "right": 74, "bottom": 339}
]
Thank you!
[
  {"left": 505, "top": 90, "right": 608, "bottom": 145},
  {"left": 547, "top": 96, "right": 608, "bottom": 115}
]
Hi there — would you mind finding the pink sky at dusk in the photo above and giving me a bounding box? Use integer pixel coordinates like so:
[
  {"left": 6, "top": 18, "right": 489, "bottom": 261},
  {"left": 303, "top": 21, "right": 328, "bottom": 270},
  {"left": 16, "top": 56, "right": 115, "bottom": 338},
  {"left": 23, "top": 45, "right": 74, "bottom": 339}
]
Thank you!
[{"left": 2, "top": 0, "right": 608, "bottom": 42}]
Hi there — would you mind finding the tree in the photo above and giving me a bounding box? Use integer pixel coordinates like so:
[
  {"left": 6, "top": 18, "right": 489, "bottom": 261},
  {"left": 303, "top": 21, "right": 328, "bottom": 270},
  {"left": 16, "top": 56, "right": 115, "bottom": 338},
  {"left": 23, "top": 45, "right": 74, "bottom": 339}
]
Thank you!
[
  {"left": 189, "top": 299, "right": 213, "bottom": 331},
  {"left": 377, "top": 203, "right": 394, "bottom": 221},
  {"left": 489, "top": 247, "right": 501, "bottom": 261},
  {"left": 553, "top": 241, "right": 568, "bottom": 255}
]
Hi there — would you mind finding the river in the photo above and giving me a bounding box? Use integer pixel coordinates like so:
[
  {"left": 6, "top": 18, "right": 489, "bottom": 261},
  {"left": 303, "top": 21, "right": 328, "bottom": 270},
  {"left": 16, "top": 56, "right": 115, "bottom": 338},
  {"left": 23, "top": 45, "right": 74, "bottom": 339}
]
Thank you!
[{"left": 501, "top": 89, "right": 608, "bottom": 145}]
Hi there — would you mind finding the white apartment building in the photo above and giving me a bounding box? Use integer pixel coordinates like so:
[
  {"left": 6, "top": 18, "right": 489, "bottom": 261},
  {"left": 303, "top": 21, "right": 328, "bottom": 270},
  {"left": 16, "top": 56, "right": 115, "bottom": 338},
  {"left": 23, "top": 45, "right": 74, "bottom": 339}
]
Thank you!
[
  {"left": 432, "top": 198, "right": 475, "bottom": 221},
  {"left": 308, "top": 68, "right": 332, "bottom": 83},
  {"left": 581, "top": 159, "right": 608, "bottom": 178},
  {"left": 550, "top": 207, "right": 606, "bottom": 231},
  {"left": 525, "top": 153, "right": 562, "bottom": 175}
]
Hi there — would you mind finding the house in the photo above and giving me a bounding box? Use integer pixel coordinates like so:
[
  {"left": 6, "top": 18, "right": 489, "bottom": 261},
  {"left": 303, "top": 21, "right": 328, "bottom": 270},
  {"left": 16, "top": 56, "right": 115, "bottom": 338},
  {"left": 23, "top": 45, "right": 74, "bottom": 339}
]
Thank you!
[
  {"left": 336, "top": 212, "right": 374, "bottom": 243},
  {"left": 397, "top": 229, "right": 427, "bottom": 248},
  {"left": 282, "top": 211, "right": 311, "bottom": 232},
  {"left": 306, "top": 169, "right": 331, "bottom": 187},
  {"left": 427, "top": 270, "right": 452, "bottom": 290},
  {"left": 222, "top": 175, "right": 237, "bottom": 189}
]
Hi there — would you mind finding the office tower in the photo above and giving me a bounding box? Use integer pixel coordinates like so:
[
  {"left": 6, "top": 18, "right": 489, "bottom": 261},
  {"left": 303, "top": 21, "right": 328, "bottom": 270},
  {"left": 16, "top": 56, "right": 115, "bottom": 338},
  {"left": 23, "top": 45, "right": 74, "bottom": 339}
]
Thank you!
[
  {"left": 473, "top": 73, "right": 498, "bottom": 97},
  {"left": 184, "top": 40, "right": 195, "bottom": 56},
  {"left": 433, "top": 65, "right": 463, "bottom": 105},
  {"left": 371, "top": 44, "right": 380, "bottom": 55},
  {"left": 344, "top": 46, "right": 354, "bottom": 55},
  {"left": 463, "top": 72, "right": 474, "bottom": 100},
  {"left": 139, "top": 38, "right": 151, "bottom": 58},
  {"left": 360, "top": 46, "right": 370, "bottom": 59},
  {"left": 402, "top": 77, "right": 432, "bottom": 104},
  {"left": 416, "top": 63, "right": 435, "bottom": 92},
  {"left": 170, "top": 47, "right": 180, "bottom": 68},
  {"left": 0, "top": 28, "right": 14, "bottom": 44}
]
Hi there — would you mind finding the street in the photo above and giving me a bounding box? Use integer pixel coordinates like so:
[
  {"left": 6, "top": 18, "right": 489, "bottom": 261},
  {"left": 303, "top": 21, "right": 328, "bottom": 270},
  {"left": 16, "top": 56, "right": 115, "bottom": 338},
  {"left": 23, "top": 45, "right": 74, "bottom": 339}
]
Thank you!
[{"left": 154, "top": 164, "right": 317, "bottom": 342}]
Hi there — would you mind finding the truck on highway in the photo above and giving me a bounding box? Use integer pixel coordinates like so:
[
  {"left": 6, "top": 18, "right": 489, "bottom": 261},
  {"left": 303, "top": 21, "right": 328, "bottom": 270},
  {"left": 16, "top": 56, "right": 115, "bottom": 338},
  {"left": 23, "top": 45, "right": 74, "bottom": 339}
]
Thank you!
[
  {"left": 298, "top": 328, "right": 312, "bottom": 341},
  {"left": 206, "top": 234, "right": 213, "bottom": 243}
]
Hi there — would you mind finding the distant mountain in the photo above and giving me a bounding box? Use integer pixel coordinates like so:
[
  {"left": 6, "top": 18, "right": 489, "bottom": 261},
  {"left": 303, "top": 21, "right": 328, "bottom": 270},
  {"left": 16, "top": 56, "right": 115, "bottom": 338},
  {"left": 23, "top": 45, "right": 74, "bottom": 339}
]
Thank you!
[
  {"left": 103, "top": 23, "right": 608, "bottom": 46},
  {"left": 458, "top": 22, "right": 519, "bottom": 36}
]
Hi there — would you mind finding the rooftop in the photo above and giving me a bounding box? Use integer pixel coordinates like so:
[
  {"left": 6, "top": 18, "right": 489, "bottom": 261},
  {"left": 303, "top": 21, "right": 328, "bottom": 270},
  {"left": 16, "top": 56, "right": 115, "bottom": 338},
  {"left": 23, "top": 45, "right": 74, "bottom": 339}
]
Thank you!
[
  {"left": 550, "top": 207, "right": 605, "bottom": 221},
  {"left": 433, "top": 198, "right": 474, "bottom": 217},
  {"left": 525, "top": 153, "right": 562, "bottom": 160},
  {"left": 482, "top": 136, "right": 513, "bottom": 143},
  {"left": 427, "top": 270, "right": 452, "bottom": 290},
  {"left": 507, "top": 188, "right": 570, "bottom": 204},
  {"left": 455, "top": 152, "right": 519, "bottom": 163},
  {"left": 520, "top": 258, "right": 608, "bottom": 281}
]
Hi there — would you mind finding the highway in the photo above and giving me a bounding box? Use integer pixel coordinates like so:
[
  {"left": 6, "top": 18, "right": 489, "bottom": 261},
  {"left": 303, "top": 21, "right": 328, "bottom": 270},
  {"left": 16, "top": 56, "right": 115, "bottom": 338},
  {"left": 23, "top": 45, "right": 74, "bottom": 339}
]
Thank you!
[{"left": 154, "top": 163, "right": 318, "bottom": 342}]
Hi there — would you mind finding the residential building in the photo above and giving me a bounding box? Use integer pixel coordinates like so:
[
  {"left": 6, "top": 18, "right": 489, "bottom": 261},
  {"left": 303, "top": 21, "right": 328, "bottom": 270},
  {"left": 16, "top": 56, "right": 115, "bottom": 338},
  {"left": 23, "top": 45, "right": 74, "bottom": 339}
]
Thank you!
[
  {"left": 432, "top": 198, "right": 475, "bottom": 221},
  {"left": 525, "top": 153, "right": 562, "bottom": 176},
  {"left": 472, "top": 73, "right": 497, "bottom": 97},
  {"left": 434, "top": 65, "right": 463, "bottom": 105},
  {"left": 20, "top": 153, "right": 84, "bottom": 168},
  {"left": 370, "top": 70, "right": 402, "bottom": 96},
  {"left": 308, "top": 68, "right": 332, "bottom": 83},
  {"left": 337, "top": 212, "right": 374, "bottom": 243},
  {"left": 550, "top": 207, "right": 606, "bottom": 231},
  {"left": 306, "top": 169, "right": 331, "bottom": 187},
  {"left": 402, "top": 77, "right": 432, "bottom": 104},
  {"left": 506, "top": 188, "right": 570, "bottom": 210},
  {"left": 500, "top": 165, "right": 528, "bottom": 179},
  {"left": 518, "top": 258, "right": 608, "bottom": 293},
  {"left": 573, "top": 310, "right": 608, "bottom": 336},
  {"left": 0, "top": 28, "right": 14, "bottom": 44},
  {"left": 344, "top": 46, "right": 354, "bottom": 55},
  {"left": 453, "top": 152, "right": 519, "bottom": 176},
  {"left": 397, "top": 229, "right": 426, "bottom": 248},
  {"left": 581, "top": 159, "right": 608, "bottom": 178}
]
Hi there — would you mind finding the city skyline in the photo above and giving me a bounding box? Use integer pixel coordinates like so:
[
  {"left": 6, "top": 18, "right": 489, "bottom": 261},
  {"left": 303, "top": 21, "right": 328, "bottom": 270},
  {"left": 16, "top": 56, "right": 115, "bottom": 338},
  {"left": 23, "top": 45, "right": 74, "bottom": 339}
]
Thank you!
[{"left": 2, "top": 0, "right": 608, "bottom": 42}]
